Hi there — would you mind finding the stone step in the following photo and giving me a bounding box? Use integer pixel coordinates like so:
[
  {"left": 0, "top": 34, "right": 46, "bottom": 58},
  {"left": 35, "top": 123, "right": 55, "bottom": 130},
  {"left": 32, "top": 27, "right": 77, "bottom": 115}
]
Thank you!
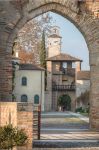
[
  {"left": 33, "top": 139, "right": 99, "bottom": 148},
  {"left": 33, "top": 148, "right": 99, "bottom": 150},
  {"left": 40, "top": 131, "right": 99, "bottom": 140},
  {"left": 41, "top": 128, "right": 89, "bottom": 132}
]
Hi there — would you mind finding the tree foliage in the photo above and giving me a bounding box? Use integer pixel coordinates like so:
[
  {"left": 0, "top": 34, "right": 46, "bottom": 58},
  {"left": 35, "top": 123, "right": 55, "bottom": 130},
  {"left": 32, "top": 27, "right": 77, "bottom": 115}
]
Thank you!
[
  {"left": 0, "top": 125, "right": 28, "bottom": 150},
  {"left": 76, "top": 90, "right": 90, "bottom": 113},
  {"left": 18, "top": 47, "right": 35, "bottom": 64},
  {"left": 13, "top": 13, "right": 52, "bottom": 64},
  {"left": 58, "top": 94, "right": 71, "bottom": 111},
  {"left": 77, "top": 90, "right": 89, "bottom": 105},
  {"left": 39, "top": 31, "right": 46, "bottom": 68}
]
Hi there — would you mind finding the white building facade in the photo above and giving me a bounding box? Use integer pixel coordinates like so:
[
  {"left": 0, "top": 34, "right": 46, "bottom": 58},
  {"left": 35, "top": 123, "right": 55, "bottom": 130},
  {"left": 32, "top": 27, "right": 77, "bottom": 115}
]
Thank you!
[{"left": 14, "top": 64, "right": 45, "bottom": 111}]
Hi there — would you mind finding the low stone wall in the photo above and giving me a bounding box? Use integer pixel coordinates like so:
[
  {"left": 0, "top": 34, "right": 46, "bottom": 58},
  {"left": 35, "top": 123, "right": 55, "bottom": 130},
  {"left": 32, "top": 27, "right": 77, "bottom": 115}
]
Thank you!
[
  {"left": 0, "top": 102, "right": 33, "bottom": 143},
  {"left": 0, "top": 102, "right": 17, "bottom": 127},
  {"left": 17, "top": 103, "right": 33, "bottom": 143}
]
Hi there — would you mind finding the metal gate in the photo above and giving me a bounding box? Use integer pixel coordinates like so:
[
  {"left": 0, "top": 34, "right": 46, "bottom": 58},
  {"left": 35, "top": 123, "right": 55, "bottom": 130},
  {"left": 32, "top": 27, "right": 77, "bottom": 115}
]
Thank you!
[{"left": 33, "top": 105, "right": 41, "bottom": 140}]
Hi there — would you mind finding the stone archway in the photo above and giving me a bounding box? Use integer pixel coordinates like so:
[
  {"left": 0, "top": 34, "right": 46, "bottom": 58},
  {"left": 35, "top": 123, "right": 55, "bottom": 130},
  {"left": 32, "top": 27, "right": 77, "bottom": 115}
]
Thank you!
[
  {"left": 58, "top": 94, "right": 72, "bottom": 111},
  {"left": 0, "top": 0, "right": 99, "bottom": 130}
]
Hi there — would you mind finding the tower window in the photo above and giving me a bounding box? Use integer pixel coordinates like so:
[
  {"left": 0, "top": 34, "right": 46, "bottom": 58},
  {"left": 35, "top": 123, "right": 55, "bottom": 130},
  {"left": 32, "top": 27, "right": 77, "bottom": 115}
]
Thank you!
[
  {"left": 22, "top": 77, "right": 27, "bottom": 86},
  {"left": 21, "top": 95, "right": 28, "bottom": 102}
]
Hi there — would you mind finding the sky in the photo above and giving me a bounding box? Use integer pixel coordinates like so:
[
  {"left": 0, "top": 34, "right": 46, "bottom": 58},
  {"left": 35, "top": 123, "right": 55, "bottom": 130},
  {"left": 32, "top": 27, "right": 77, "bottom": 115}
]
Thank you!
[{"left": 49, "top": 12, "right": 90, "bottom": 70}]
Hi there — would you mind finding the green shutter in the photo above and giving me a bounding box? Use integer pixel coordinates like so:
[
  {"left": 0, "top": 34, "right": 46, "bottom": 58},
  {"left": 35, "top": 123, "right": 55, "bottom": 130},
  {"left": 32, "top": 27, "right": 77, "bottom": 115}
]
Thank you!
[{"left": 34, "top": 95, "right": 39, "bottom": 104}]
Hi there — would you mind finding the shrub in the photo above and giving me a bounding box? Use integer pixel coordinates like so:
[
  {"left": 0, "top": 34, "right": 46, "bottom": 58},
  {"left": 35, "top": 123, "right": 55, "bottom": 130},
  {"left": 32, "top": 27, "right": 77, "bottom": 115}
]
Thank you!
[
  {"left": 0, "top": 125, "right": 28, "bottom": 150},
  {"left": 75, "top": 107, "right": 85, "bottom": 113},
  {"left": 76, "top": 106, "right": 89, "bottom": 114}
]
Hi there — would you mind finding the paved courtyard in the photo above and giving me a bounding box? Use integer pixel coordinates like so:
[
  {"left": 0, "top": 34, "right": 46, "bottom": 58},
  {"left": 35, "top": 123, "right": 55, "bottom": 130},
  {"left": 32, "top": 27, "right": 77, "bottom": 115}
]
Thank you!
[
  {"left": 16, "top": 112, "right": 99, "bottom": 149},
  {"left": 40, "top": 112, "right": 99, "bottom": 140},
  {"left": 33, "top": 112, "right": 99, "bottom": 149}
]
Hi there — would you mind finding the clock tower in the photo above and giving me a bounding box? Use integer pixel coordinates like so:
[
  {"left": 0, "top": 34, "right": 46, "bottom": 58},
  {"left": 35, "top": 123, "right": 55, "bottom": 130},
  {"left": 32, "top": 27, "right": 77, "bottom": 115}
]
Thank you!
[{"left": 47, "top": 26, "right": 61, "bottom": 58}]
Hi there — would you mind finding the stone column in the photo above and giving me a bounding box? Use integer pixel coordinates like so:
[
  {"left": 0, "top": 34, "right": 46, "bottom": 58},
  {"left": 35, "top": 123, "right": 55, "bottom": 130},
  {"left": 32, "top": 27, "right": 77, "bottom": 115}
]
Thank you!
[
  {"left": 0, "top": 48, "right": 12, "bottom": 101},
  {"left": 90, "top": 52, "right": 99, "bottom": 130}
]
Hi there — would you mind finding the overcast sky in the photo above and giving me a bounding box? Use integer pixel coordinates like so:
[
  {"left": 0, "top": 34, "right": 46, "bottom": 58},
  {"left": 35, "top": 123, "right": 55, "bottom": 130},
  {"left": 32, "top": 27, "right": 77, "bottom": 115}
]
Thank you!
[{"left": 49, "top": 12, "right": 90, "bottom": 70}]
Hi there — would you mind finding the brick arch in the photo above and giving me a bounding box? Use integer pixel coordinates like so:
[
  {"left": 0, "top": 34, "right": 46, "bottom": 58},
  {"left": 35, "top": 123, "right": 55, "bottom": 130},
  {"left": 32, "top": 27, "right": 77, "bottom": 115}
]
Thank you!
[
  {"left": 0, "top": 0, "right": 99, "bottom": 130},
  {"left": 7, "top": 2, "right": 96, "bottom": 53}
]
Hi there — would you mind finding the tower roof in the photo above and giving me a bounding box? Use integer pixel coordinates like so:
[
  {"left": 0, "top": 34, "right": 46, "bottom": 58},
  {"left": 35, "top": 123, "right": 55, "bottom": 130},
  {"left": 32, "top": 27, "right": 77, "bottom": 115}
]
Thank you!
[
  {"left": 47, "top": 53, "right": 82, "bottom": 62},
  {"left": 48, "top": 25, "right": 61, "bottom": 38},
  {"left": 48, "top": 34, "right": 62, "bottom": 38}
]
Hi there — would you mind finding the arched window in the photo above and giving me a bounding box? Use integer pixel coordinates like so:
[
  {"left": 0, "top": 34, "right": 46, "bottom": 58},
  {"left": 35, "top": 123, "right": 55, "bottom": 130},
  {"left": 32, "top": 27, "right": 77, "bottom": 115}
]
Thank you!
[
  {"left": 21, "top": 95, "right": 28, "bottom": 102},
  {"left": 34, "top": 95, "right": 39, "bottom": 104},
  {"left": 22, "top": 77, "right": 27, "bottom": 86}
]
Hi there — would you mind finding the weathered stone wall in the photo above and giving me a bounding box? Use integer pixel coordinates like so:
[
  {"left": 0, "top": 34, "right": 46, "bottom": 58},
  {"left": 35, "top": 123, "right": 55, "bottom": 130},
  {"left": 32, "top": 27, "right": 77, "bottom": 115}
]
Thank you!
[
  {"left": 0, "top": 102, "right": 33, "bottom": 143},
  {"left": 0, "top": 102, "right": 17, "bottom": 126},
  {"left": 0, "top": 0, "right": 99, "bottom": 130},
  {"left": 17, "top": 103, "right": 33, "bottom": 143},
  {"left": 0, "top": 51, "right": 12, "bottom": 101}
]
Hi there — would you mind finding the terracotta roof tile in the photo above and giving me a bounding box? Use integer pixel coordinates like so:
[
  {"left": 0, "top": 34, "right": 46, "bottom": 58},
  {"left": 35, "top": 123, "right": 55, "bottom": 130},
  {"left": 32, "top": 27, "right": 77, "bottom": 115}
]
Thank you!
[
  {"left": 47, "top": 53, "right": 82, "bottom": 62},
  {"left": 19, "top": 64, "right": 45, "bottom": 71}
]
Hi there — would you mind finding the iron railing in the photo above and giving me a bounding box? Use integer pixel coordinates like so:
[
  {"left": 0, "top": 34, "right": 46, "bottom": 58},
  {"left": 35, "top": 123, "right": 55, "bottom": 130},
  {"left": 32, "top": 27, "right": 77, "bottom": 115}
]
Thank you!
[
  {"left": 33, "top": 105, "right": 41, "bottom": 140},
  {"left": 52, "top": 85, "right": 76, "bottom": 91}
]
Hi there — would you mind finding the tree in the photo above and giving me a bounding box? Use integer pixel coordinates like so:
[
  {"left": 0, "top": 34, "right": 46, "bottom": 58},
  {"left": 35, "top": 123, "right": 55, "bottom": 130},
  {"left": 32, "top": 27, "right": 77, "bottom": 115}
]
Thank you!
[
  {"left": 58, "top": 94, "right": 71, "bottom": 111},
  {"left": 0, "top": 125, "right": 28, "bottom": 150},
  {"left": 13, "top": 13, "right": 52, "bottom": 64},
  {"left": 39, "top": 31, "right": 47, "bottom": 90},
  {"left": 76, "top": 90, "right": 90, "bottom": 113},
  {"left": 18, "top": 47, "right": 35, "bottom": 64},
  {"left": 39, "top": 31, "right": 46, "bottom": 68},
  {"left": 77, "top": 90, "right": 89, "bottom": 106}
]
